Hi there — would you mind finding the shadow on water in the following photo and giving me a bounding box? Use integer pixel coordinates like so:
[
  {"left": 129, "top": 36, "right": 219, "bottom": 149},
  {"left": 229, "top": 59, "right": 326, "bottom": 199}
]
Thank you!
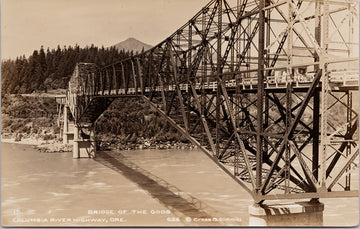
[{"left": 95, "top": 151, "right": 237, "bottom": 226}]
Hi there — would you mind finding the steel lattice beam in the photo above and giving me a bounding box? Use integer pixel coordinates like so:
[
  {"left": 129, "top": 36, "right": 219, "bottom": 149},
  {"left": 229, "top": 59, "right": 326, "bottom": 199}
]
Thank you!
[{"left": 66, "top": 0, "right": 359, "bottom": 202}]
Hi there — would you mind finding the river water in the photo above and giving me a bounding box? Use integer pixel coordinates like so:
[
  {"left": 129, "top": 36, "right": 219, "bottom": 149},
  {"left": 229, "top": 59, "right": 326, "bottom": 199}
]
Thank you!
[{"left": 1, "top": 142, "right": 358, "bottom": 227}]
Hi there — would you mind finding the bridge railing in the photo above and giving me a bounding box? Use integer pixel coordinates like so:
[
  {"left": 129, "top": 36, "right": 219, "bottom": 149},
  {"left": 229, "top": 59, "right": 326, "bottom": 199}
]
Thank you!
[{"left": 67, "top": 58, "right": 359, "bottom": 123}]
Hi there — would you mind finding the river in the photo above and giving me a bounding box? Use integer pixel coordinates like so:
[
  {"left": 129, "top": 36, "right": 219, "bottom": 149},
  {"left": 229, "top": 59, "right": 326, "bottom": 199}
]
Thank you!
[{"left": 1, "top": 142, "right": 358, "bottom": 227}]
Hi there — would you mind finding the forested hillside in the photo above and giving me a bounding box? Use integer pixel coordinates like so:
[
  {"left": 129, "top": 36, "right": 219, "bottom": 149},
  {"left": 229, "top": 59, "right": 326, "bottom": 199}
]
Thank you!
[
  {"left": 1, "top": 43, "right": 193, "bottom": 150},
  {"left": 95, "top": 97, "right": 190, "bottom": 150},
  {"left": 1, "top": 45, "right": 133, "bottom": 95},
  {"left": 2, "top": 94, "right": 59, "bottom": 141}
]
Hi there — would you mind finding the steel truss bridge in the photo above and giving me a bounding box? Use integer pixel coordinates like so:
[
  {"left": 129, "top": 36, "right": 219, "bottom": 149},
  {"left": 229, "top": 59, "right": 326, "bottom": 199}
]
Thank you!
[{"left": 65, "top": 0, "right": 359, "bottom": 203}]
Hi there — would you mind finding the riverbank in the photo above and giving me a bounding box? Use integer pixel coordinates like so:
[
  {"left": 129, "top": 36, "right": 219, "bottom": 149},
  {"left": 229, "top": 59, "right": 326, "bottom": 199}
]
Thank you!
[
  {"left": 97, "top": 136, "right": 197, "bottom": 151},
  {"left": 1, "top": 137, "right": 47, "bottom": 145},
  {"left": 1, "top": 134, "right": 196, "bottom": 153},
  {"left": 1, "top": 137, "right": 72, "bottom": 153}
]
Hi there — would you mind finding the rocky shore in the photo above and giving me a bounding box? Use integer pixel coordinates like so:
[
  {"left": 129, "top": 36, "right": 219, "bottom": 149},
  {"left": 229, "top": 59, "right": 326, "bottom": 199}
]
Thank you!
[
  {"left": 1, "top": 135, "right": 72, "bottom": 153},
  {"left": 34, "top": 141, "right": 73, "bottom": 153},
  {"left": 97, "top": 138, "right": 197, "bottom": 151},
  {"left": 2, "top": 133, "right": 197, "bottom": 153}
]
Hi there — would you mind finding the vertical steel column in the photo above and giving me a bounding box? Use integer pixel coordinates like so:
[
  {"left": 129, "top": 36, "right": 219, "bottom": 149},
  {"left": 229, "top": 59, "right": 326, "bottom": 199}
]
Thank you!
[
  {"left": 320, "top": 0, "right": 329, "bottom": 188},
  {"left": 231, "top": 11, "right": 235, "bottom": 72},
  {"left": 94, "top": 70, "right": 99, "bottom": 95},
  {"left": 136, "top": 58, "right": 144, "bottom": 94},
  {"left": 287, "top": 0, "right": 294, "bottom": 84},
  {"left": 159, "top": 43, "right": 169, "bottom": 111},
  {"left": 187, "top": 23, "right": 193, "bottom": 126},
  {"left": 131, "top": 59, "right": 137, "bottom": 95},
  {"left": 237, "top": 0, "right": 241, "bottom": 72},
  {"left": 216, "top": 0, "right": 222, "bottom": 156},
  {"left": 285, "top": 83, "right": 292, "bottom": 194},
  {"left": 112, "top": 65, "right": 118, "bottom": 95},
  {"left": 107, "top": 68, "right": 112, "bottom": 94},
  {"left": 247, "top": 18, "right": 251, "bottom": 77},
  {"left": 202, "top": 9, "right": 206, "bottom": 121},
  {"left": 345, "top": 91, "right": 352, "bottom": 190},
  {"left": 177, "top": 32, "right": 180, "bottom": 69},
  {"left": 313, "top": 1, "right": 321, "bottom": 187},
  {"left": 86, "top": 73, "right": 91, "bottom": 98},
  {"left": 284, "top": 0, "right": 294, "bottom": 194},
  {"left": 265, "top": 2, "right": 270, "bottom": 68},
  {"left": 235, "top": 0, "right": 241, "bottom": 125},
  {"left": 256, "top": 0, "right": 265, "bottom": 193},
  {"left": 92, "top": 72, "right": 96, "bottom": 96},
  {"left": 105, "top": 69, "right": 109, "bottom": 94},
  {"left": 347, "top": 0, "right": 354, "bottom": 67},
  {"left": 100, "top": 71, "right": 104, "bottom": 95},
  {"left": 345, "top": 0, "right": 354, "bottom": 191},
  {"left": 264, "top": 93, "right": 269, "bottom": 160},
  {"left": 120, "top": 62, "right": 126, "bottom": 94},
  {"left": 314, "top": 0, "right": 321, "bottom": 71},
  {"left": 312, "top": 90, "right": 320, "bottom": 182},
  {"left": 188, "top": 23, "right": 192, "bottom": 82},
  {"left": 63, "top": 105, "right": 69, "bottom": 144}
]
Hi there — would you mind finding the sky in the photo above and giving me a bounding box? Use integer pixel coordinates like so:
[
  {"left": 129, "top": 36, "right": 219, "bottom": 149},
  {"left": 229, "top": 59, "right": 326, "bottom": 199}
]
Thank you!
[{"left": 1, "top": 0, "right": 210, "bottom": 59}]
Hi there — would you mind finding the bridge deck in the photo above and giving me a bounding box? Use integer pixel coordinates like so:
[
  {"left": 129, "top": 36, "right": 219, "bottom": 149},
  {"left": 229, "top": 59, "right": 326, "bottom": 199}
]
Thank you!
[{"left": 87, "top": 77, "right": 359, "bottom": 97}]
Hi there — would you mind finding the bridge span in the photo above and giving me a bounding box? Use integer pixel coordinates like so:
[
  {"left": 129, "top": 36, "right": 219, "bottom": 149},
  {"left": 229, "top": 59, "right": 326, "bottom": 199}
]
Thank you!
[{"left": 57, "top": 0, "right": 358, "bottom": 225}]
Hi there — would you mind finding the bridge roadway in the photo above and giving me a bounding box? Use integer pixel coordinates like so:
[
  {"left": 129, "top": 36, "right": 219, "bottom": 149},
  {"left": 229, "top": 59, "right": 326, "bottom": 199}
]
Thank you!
[{"left": 78, "top": 72, "right": 359, "bottom": 97}]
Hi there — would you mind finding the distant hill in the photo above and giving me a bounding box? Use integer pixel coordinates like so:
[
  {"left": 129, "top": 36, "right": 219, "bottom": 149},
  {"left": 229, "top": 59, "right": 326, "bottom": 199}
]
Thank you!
[{"left": 113, "top": 38, "right": 153, "bottom": 53}]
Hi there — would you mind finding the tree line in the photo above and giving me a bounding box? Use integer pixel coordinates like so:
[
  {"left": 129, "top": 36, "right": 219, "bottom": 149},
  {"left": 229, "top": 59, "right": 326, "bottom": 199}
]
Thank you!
[{"left": 1, "top": 45, "right": 133, "bottom": 95}]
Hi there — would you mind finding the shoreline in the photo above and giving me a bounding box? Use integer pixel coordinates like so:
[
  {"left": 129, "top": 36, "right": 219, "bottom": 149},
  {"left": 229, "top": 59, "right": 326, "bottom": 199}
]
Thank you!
[
  {"left": 1, "top": 137, "right": 47, "bottom": 145},
  {"left": 1, "top": 137, "right": 72, "bottom": 153},
  {"left": 1, "top": 136, "right": 197, "bottom": 152},
  {"left": 98, "top": 139, "right": 198, "bottom": 151}
]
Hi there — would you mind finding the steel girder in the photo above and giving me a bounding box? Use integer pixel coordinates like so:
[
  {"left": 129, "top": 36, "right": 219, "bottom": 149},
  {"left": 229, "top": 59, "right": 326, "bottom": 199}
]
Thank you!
[{"left": 67, "top": 0, "right": 359, "bottom": 202}]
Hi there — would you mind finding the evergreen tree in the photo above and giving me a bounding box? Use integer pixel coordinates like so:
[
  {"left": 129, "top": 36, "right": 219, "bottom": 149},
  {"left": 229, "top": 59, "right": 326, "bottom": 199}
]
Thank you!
[{"left": 1, "top": 44, "right": 131, "bottom": 94}]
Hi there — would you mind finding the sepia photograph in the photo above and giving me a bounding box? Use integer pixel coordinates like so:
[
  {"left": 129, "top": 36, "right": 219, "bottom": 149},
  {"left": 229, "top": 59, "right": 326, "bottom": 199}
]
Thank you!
[{"left": 1, "top": 0, "right": 359, "bottom": 227}]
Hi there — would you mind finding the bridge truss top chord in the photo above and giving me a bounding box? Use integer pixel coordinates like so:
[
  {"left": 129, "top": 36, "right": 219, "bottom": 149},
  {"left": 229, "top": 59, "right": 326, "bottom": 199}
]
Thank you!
[{"left": 66, "top": 0, "right": 359, "bottom": 203}]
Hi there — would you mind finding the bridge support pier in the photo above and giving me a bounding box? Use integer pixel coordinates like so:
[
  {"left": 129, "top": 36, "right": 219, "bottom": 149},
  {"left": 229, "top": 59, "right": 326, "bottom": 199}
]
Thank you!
[
  {"left": 248, "top": 200, "right": 324, "bottom": 226},
  {"left": 73, "top": 124, "right": 96, "bottom": 158},
  {"left": 62, "top": 105, "right": 74, "bottom": 144}
]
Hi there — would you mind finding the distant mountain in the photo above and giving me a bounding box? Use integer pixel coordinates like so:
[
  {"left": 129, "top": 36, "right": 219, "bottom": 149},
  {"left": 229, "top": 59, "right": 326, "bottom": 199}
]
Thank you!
[{"left": 113, "top": 38, "right": 152, "bottom": 53}]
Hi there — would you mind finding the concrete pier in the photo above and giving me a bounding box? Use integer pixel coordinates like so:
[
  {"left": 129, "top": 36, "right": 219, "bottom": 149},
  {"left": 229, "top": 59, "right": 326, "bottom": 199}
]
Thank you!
[
  {"left": 248, "top": 200, "right": 324, "bottom": 226},
  {"left": 73, "top": 124, "right": 96, "bottom": 158},
  {"left": 63, "top": 105, "right": 68, "bottom": 144},
  {"left": 62, "top": 106, "right": 74, "bottom": 144}
]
